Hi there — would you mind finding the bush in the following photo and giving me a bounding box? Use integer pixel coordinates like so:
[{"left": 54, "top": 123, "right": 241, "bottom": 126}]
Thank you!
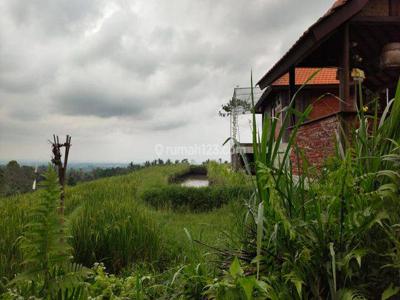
[{"left": 141, "top": 185, "right": 252, "bottom": 212}]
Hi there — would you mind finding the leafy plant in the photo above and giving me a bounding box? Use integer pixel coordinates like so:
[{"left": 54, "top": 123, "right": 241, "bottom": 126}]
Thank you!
[
  {"left": 205, "top": 257, "right": 268, "bottom": 300},
  {"left": 8, "top": 166, "right": 88, "bottom": 298},
  {"left": 211, "top": 74, "right": 400, "bottom": 299}
]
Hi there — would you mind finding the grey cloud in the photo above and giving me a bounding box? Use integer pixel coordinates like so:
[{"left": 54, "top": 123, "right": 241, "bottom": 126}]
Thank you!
[
  {"left": 147, "top": 119, "right": 189, "bottom": 132},
  {"left": 0, "top": 0, "right": 334, "bottom": 162},
  {"left": 74, "top": 9, "right": 160, "bottom": 77},
  {"left": 54, "top": 86, "right": 148, "bottom": 118},
  {"left": 6, "top": 0, "right": 105, "bottom": 35}
]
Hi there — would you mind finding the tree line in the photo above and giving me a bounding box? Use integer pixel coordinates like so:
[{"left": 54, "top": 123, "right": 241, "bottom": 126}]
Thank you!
[{"left": 0, "top": 158, "right": 219, "bottom": 197}]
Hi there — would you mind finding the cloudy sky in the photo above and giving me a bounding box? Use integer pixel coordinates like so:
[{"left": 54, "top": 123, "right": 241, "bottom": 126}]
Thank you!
[{"left": 0, "top": 0, "right": 333, "bottom": 164}]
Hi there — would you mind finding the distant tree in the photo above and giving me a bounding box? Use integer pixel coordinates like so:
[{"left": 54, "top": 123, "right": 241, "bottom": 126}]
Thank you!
[
  {"left": 174, "top": 160, "right": 180, "bottom": 164},
  {"left": 0, "top": 168, "right": 5, "bottom": 195},
  {"left": 219, "top": 98, "right": 251, "bottom": 118},
  {"left": 181, "top": 158, "right": 189, "bottom": 164},
  {"left": 202, "top": 159, "right": 211, "bottom": 165},
  {"left": 1, "top": 161, "right": 35, "bottom": 196},
  {"left": 67, "top": 175, "right": 77, "bottom": 186},
  {"left": 166, "top": 159, "right": 172, "bottom": 165}
]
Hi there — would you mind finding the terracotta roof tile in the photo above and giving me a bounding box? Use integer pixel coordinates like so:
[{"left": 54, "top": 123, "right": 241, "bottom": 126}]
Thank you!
[
  {"left": 272, "top": 68, "right": 339, "bottom": 86},
  {"left": 257, "top": 0, "right": 359, "bottom": 87}
]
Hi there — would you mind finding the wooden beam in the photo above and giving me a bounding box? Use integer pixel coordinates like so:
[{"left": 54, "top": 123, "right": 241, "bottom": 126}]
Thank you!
[
  {"left": 351, "top": 16, "right": 400, "bottom": 24},
  {"left": 313, "top": 0, "right": 368, "bottom": 40}
]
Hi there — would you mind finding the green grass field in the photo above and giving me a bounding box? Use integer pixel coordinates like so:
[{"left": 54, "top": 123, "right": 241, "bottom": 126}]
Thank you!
[{"left": 0, "top": 164, "right": 245, "bottom": 281}]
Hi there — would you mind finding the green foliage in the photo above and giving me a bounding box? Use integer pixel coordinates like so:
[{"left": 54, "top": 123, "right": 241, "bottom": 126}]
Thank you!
[
  {"left": 141, "top": 185, "right": 252, "bottom": 212},
  {"left": 18, "top": 166, "right": 70, "bottom": 274},
  {"left": 0, "top": 161, "right": 35, "bottom": 196},
  {"left": 3, "top": 73, "right": 399, "bottom": 300},
  {"left": 207, "top": 162, "right": 249, "bottom": 187},
  {"left": 84, "top": 263, "right": 152, "bottom": 299},
  {"left": 206, "top": 257, "right": 268, "bottom": 300},
  {"left": 6, "top": 166, "right": 88, "bottom": 298},
  {"left": 0, "top": 194, "right": 30, "bottom": 285},
  {"left": 219, "top": 97, "right": 251, "bottom": 118},
  {"left": 209, "top": 75, "right": 400, "bottom": 299},
  {"left": 0, "top": 164, "right": 242, "bottom": 298},
  {"left": 69, "top": 196, "right": 164, "bottom": 273}
]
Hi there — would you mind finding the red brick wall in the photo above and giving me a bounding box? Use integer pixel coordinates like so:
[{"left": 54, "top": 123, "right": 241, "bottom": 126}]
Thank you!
[
  {"left": 290, "top": 114, "right": 340, "bottom": 174},
  {"left": 308, "top": 94, "right": 340, "bottom": 120}
]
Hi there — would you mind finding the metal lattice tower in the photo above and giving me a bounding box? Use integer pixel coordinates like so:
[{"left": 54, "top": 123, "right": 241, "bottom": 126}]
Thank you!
[{"left": 230, "top": 87, "right": 263, "bottom": 144}]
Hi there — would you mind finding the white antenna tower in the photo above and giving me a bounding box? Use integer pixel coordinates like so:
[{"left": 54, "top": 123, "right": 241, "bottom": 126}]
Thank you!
[
  {"left": 230, "top": 97, "right": 239, "bottom": 143},
  {"left": 230, "top": 87, "right": 262, "bottom": 145},
  {"left": 32, "top": 165, "right": 38, "bottom": 190}
]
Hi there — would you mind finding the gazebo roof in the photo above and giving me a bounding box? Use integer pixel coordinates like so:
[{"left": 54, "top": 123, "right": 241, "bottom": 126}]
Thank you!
[{"left": 257, "top": 0, "right": 368, "bottom": 89}]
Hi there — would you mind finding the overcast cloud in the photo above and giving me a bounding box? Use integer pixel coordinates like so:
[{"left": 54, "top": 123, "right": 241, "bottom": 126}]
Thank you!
[{"left": 0, "top": 0, "right": 333, "bottom": 163}]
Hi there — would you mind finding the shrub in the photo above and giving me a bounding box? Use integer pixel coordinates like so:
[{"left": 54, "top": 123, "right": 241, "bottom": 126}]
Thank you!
[{"left": 141, "top": 185, "right": 252, "bottom": 212}]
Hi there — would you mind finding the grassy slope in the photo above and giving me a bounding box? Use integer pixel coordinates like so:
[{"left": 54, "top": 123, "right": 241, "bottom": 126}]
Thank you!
[{"left": 0, "top": 164, "right": 241, "bottom": 279}]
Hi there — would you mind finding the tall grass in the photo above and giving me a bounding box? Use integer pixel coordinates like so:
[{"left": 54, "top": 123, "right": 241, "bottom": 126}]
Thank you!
[
  {"left": 207, "top": 161, "right": 249, "bottom": 187},
  {"left": 69, "top": 198, "right": 164, "bottom": 274},
  {"left": 217, "top": 76, "right": 400, "bottom": 299},
  {"left": 0, "top": 194, "right": 35, "bottom": 281},
  {"left": 142, "top": 185, "right": 252, "bottom": 212}
]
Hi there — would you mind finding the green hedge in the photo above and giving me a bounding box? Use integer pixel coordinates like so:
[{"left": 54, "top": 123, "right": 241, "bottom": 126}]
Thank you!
[{"left": 141, "top": 185, "right": 252, "bottom": 212}]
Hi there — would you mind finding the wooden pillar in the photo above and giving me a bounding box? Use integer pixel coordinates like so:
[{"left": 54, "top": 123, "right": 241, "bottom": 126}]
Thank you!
[
  {"left": 339, "top": 24, "right": 351, "bottom": 112},
  {"left": 282, "top": 66, "right": 296, "bottom": 142},
  {"left": 289, "top": 67, "right": 296, "bottom": 101},
  {"left": 390, "top": 0, "right": 400, "bottom": 16},
  {"left": 289, "top": 67, "right": 296, "bottom": 124}
]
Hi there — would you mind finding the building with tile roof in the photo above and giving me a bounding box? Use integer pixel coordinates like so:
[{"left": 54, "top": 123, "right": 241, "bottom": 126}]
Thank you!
[{"left": 251, "top": 0, "right": 400, "bottom": 172}]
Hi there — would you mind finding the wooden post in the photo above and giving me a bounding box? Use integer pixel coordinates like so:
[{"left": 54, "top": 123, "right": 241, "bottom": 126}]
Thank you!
[
  {"left": 289, "top": 66, "right": 296, "bottom": 123},
  {"left": 338, "top": 24, "right": 355, "bottom": 151},
  {"left": 282, "top": 66, "right": 296, "bottom": 142},
  {"left": 289, "top": 67, "right": 296, "bottom": 101},
  {"left": 339, "top": 24, "right": 351, "bottom": 112},
  {"left": 51, "top": 135, "right": 71, "bottom": 217}
]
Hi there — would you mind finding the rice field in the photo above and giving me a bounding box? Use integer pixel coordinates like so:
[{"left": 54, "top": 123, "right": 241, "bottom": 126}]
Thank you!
[{"left": 0, "top": 164, "right": 245, "bottom": 281}]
